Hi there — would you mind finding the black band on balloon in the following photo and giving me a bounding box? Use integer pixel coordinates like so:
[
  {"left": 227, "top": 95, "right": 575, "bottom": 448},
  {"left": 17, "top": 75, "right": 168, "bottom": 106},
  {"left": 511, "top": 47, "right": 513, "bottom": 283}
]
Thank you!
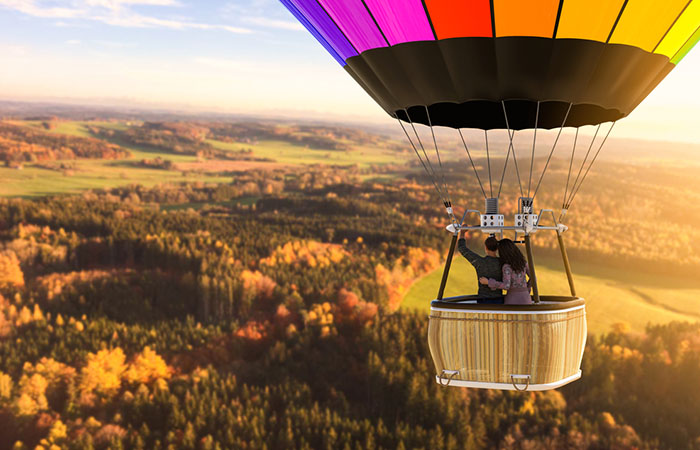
[{"left": 345, "top": 37, "right": 672, "bottom": 130}]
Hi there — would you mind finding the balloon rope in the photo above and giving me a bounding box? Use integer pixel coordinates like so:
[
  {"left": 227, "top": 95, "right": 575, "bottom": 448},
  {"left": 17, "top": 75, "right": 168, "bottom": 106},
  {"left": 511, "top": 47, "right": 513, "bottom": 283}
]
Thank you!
[
  {"left": 405, "top": 109, "right": 445, "bottom": 202},
  {"left": 501, "top": 101, "right": 524, "bottom": 198},
  {"left": 532, "top": 103, "right": 573, "bottom": 199},
  {"left": 397, "top": 117, "right": 446, "bottom": 204},
  {"left": 527, "top": 101, "right": 541, "bottom": 198},
  {"left": 496, "top": 127, "right": 513, "bottom": 199},
  {"left": 458, "top": 129, "right": 487, "bottom": 199},
  {"left": 566, "top": 121, "right": 616, "bottom": 209},
  {"left": 425, "top": 106, "right": 453, "bottom": 206},
  {"left": 484, "top": 130, "right": 493, "bottom": 197},
  {"left": 561, "top": 127, "right": 580, "bottom": 210},
  {"left": 565, "top": 123, "right": 601, "bottom": 207}
]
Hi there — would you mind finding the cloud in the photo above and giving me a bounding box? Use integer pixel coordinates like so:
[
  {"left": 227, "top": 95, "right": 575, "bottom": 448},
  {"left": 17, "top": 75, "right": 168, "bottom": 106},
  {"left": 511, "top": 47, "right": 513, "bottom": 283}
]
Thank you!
[
  {"left": 0, "top": 43, "right": 28, "bottom": 56},
  {"left": 242, "top": 16, "right": 303, "bottom": 31},
  {"left": 192, "top": 57, "right": 279, "bottom": 75},
  {"left": 221, "top": 0, "right": 302, "bottom": 31},
  {"left": 0, "top": 0, "right": 252, "bottom": 33}
]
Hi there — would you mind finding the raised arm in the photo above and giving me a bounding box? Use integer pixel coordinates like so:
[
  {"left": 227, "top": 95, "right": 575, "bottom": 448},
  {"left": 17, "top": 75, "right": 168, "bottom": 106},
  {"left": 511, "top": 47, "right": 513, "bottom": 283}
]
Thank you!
[
  {"left": 488, "top": 264, "right": 512, "bottom": 290},
  {"left": 458, "top": 232, "right": 483, "bottom": 269}
]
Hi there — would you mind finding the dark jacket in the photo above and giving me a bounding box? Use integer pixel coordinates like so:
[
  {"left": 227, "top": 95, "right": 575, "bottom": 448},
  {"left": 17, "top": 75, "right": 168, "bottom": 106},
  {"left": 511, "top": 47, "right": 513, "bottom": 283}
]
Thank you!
[{"left": 458, "top": 238, "right": 503, "bottom": 298}]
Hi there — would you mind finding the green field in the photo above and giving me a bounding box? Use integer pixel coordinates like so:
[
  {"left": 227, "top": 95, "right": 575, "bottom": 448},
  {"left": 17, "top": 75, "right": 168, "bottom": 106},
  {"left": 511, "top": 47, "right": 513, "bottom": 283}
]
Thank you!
[
  {"left": 0, "top": 160, "right": 232, "bottom": 198},
  {"left": 0, "top": 121, "right": 402, "bottom": 197},
  {"left": 207, "top": 138, "right": 399, "bottom": 167},
  {"left": 402, "top": 253, "right": 700, "bottom": 335}
]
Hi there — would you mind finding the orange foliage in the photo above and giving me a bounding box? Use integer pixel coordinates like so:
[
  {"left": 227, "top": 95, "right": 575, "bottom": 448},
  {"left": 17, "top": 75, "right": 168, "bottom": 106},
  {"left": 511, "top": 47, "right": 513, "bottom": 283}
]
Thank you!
[
  {"left": 22, "top": 358, "right": 76, "bottom": 393},
  {"left": 0, "top": 294, "right": 12, "bottom": 337},
  {"left": 240, "top": 270, "right": 276, "bottom": 300},
  {"left": 124, "top": 347, "right": 171, "bottom": 385},
  {"left": 335, "top": 288, "right": 377, "bottom": 327},
  {"left": 260, "top": 240, "right": 348, "bottom": 268},
  {"left": 375, "top": 247, "right": 440, "bottom": 312},
  {"left": 235, "top": 320, "right": 270, "bottom": 341},
  {"left": 15, "top": 373, "right": 48, "bottom": 416},
  {"left": 36, "top": 269, "right": 129, "bottom": 301},
  {"left": 79, "top": 348, "right": 127, "bottom": 406},
  {"left": 305, "top": 303, "right": 334, "bottom": 337},
  {"left": 0, "top": 250, "right": 24, "bottom": 288},
  {"left": 7, "top": 301, "right": 45, "bottom": 329}
]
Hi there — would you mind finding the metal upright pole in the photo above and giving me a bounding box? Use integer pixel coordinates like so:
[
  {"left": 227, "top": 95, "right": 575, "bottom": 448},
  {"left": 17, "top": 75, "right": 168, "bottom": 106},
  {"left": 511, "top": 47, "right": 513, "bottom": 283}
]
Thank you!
[
  {"left": 437, "top": 233, "right": 459, "bottom": 300},
  {"left": 557, "top": 232, "right": 577, "bottom": 297},
  {"left": 523, "top": 234, "right": 540, "bottom": 303}
]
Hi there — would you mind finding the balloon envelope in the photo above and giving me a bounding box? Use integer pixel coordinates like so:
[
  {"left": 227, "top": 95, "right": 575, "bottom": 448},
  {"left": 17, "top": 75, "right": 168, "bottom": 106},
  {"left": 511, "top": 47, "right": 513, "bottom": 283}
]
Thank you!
[{"left": 281, "top": 0, "right": 700, "bottom": 129}]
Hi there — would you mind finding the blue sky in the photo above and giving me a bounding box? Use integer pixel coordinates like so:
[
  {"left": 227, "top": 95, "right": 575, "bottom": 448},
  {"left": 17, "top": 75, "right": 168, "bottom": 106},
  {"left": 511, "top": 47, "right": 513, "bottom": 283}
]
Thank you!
[{"left": 1, "top": 0, "right": 699, "bottom": 143}]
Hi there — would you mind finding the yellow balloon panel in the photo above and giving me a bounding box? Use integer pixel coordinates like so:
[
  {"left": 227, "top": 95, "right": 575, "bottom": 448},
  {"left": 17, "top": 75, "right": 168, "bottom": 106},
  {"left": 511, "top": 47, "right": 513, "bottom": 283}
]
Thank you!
[
  {"left": 671, "top": 25, "right": 700, "bottom": 63},
  {"left": 656, "top": 0, "right": 700, "bottom": 57},
  {"left": 493, "top": 0, "right": 559, "bottom": 38},
  {"left": 609, "top": 0, "right": 689, "bottom": 52},
  {"left": 556, "top": 0, "right": 625, "bottom": 42}
]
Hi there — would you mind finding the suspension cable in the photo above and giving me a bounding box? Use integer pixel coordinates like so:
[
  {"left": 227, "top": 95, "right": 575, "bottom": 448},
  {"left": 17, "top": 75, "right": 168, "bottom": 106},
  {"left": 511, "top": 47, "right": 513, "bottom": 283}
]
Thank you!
[
  {"left": 532, "top": 103, "right": 572, "bottom": 199},
  {"left": 458, "top": 129, "right": 487, "bottom": 198},
  {"left": 425, "top": 106, "right": 452, "bottom": 206},
  {"left": 566, "top": 121, "right": 616, "bottom": 208},
  {"left": 527, "top": 101, "right": 541, "bottom": 198},
  {"left": 565, "top": 123, "right": 601, "bottom": 207},
  {"left": 561, "top": 127, "right": 580, "bottom": 210},
  {"left": 405, "top": 109, "right": 445, "bottom": 202},
  {"left": 501, "top": 101, "right": 524, "bottom": 198},
  {"left": 496, "top": 128, "right": 513, "bottom": 199},
  {"left": 484, "top": 130, "right": 493, "bottom": 197},
  {"left": 397, "top": 117, "right": 447, "bottom": 202}
]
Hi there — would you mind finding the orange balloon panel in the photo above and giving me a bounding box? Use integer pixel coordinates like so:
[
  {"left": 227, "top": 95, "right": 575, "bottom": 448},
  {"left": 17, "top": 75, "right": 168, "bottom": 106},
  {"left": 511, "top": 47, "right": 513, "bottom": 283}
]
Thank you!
[
  {"left": 556, "top": 0, "right": 625, "bottom": 42},
  {"left": 609, "top": 0, "right": 690, "bottom": 52},
  {"left": 493, "top": 0, "right": 560, "bottom": 38}
]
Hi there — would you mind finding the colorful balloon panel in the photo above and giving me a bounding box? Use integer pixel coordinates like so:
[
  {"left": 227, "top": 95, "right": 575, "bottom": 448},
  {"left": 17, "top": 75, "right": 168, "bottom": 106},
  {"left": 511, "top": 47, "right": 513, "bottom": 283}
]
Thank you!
[
  {"left": 492, "top": 0, "right": 560, "bottom": 38},
  {"left": 280, "top": 0, "right": 344, "bottom": 65},
  {"left": 363, "top": 0, "right": 434, "bottom": 45},
  {"left": 315, "top": 0, "right": 386, "bottom": 52},
  {"left": 555, "top": 0, "right": 625, "bottom": 42},
  {"left": 281, "top": 0, "right": 700, "bottom": 62},
  {"left": 287, "top": 0, "right": 357, "bottom": 61},
  {"left": 656, "top": 0, "right": 700, "bottom": 58},
  {"left": 280, "top": 0, "right": 700, "bottom": 129},
  {"left": 608, "top": 0, "right": 689, "bottom": 52},
  {"left": 423, "top": 0, "right": 492, "bottom": 39},
  {"left": 672, "top": 25, "right": 700, "bottom": 63}
]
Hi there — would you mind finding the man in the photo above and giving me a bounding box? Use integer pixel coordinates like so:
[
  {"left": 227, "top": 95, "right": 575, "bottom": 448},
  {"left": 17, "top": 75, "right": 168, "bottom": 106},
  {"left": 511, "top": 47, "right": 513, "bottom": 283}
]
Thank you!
[{"left": 458, "top": 230, "right": 504, "bottom": 303}]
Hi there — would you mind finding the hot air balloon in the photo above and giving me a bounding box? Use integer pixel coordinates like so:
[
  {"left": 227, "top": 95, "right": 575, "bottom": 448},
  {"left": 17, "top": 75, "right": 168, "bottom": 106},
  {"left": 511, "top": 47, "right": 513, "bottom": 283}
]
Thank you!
[{"left": 280, "top": 0, "right": 700, "bottom": 391}]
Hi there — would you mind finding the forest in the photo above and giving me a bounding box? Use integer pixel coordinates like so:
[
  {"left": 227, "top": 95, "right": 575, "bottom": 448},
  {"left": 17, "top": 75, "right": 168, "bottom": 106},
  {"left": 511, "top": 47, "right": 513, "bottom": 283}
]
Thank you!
[
  {"left": 0, "top": 122, "right": 129, "bottom": 165},
  {"left": 0, "top": 114, "right": 699, "bottom": 449},
  {"left": 0, "top": 171, "right": 699, "bottom": 449}
]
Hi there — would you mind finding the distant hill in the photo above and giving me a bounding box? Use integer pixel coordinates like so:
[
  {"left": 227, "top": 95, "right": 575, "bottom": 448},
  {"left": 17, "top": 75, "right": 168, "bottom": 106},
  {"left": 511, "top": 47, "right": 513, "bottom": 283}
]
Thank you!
[{"left": 0, "top": 121, "right": 129, "bottom": 164}]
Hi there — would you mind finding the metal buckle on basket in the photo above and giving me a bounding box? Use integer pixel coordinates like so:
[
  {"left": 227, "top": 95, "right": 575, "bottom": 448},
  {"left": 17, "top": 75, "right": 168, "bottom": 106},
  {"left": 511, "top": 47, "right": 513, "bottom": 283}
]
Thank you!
[
  {"left": 438, "top": 370, "right": 460, "bottom": 387},
  {"left": 510, "top": 374, "right": 531, "bottom": 391}
]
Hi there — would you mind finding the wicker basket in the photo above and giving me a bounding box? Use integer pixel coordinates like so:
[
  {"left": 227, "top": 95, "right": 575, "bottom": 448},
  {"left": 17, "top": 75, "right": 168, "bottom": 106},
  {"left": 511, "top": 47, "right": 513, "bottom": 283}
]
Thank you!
[{"left": 428, "top": 296, "right": 586, "bottom": 391}]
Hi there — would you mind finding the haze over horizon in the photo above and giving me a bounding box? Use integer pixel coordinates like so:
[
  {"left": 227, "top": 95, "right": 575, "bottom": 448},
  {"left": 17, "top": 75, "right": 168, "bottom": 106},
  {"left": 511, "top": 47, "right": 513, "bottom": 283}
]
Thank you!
[{"left": 1, "top": 0, "right": 699, "bottom": 143}]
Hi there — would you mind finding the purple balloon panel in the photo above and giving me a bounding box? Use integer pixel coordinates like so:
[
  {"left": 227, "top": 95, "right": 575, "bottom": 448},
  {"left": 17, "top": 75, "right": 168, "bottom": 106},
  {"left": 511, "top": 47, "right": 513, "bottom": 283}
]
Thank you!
[
  {"left": 316, "top": 0, "right": 388, "bottom": 52},
  {"left": 363, "top": 0, "right": 434, "bottom": 45},
  {"left": 280, "top": 0, "right": 345, "bottom": 65},
  {"left": 289, "top": 0, "right": 358, "bottom": 60}
]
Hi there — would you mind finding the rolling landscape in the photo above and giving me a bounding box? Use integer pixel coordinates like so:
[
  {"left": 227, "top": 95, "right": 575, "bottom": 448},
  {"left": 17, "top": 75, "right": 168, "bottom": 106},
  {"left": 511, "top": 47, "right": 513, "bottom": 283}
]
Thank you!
[{"left": 0, "top": 103, "right": 699, "bottom": 448}]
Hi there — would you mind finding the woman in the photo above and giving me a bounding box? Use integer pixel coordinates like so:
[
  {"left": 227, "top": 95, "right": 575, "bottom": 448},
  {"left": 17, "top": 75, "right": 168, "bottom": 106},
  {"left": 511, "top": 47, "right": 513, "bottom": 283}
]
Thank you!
[{"left": 479, "top": 238, "right": 532, "bottom": 305}]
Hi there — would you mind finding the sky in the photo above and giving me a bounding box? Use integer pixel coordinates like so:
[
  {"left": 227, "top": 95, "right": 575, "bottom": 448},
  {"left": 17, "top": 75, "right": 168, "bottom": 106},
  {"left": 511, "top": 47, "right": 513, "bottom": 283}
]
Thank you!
[{"left": 0, "top": 0, "right": 699, "bottom": 143}]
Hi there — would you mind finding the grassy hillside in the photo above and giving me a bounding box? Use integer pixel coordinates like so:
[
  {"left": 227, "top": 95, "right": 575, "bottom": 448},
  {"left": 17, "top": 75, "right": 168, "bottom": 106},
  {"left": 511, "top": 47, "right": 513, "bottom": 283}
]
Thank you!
[
  {"left": 0, "top": 120, "right": 401, "bottom": 197},
  {"left": 402, "top": 252, "right": 700, "bottom": 335}
]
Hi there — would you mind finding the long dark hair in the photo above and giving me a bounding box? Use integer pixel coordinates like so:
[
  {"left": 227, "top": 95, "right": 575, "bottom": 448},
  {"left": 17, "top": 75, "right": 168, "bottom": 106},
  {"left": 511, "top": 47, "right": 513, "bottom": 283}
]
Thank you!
[{"left": 497, "top": 239, "right": 527, "bottom": 273}]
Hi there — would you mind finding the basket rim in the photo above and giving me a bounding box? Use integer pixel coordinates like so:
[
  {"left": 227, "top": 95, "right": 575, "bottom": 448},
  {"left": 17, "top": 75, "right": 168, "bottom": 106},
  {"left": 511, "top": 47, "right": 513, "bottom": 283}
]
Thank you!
[{"left": 431, "top": 295, "right": 584, "bottom": 312}]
